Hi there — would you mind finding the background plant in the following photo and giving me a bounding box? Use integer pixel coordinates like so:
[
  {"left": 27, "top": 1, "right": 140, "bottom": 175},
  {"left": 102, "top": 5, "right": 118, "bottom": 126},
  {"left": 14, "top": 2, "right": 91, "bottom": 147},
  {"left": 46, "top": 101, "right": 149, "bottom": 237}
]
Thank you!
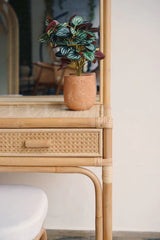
[{"left": 40, "top": 15, "right": 105, "bottom": 76}]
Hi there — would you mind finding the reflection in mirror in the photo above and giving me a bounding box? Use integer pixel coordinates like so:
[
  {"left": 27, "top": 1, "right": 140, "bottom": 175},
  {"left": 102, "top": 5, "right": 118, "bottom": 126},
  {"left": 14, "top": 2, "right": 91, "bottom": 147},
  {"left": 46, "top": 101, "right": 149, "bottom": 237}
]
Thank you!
[
  {"left": 0, "top": 9, "right": 7, "bottom": 94},
  {"left": 0, "top": 0, "right": 100, "bottom": 100},
  {"left": 0, "top": 1, "right": 19, "bottom": 95}
]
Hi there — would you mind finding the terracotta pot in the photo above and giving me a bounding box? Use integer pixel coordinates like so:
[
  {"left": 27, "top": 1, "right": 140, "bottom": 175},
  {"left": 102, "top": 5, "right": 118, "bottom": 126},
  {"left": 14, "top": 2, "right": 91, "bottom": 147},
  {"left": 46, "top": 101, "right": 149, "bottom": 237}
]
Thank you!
[{"left": 64, "top": 73, "right": 96, "bottom": 111}]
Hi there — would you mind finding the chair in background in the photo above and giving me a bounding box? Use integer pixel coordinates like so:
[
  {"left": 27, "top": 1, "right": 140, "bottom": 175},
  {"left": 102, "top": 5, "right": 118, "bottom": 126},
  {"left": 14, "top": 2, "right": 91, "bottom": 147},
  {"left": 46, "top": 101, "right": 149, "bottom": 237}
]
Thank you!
[
  {"left": 0, "top": 185, "right": 48, "bottom": 240},
  {"left": 32, "top": 62, "right": 75, "bottom": 96},
  {"left": 32, "top": 62, "right": 64, "bottom": 95}
]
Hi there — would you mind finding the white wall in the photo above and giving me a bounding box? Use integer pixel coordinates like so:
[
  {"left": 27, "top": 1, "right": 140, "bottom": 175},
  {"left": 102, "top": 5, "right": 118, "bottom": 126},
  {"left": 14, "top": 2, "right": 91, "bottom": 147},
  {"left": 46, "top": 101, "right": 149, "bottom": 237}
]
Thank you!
[
  {"left": 112, "top": 0, "right": 160, "bottom": 232},
  {"left": 0, "top": 0, "right": 160, "bottom": 232}
]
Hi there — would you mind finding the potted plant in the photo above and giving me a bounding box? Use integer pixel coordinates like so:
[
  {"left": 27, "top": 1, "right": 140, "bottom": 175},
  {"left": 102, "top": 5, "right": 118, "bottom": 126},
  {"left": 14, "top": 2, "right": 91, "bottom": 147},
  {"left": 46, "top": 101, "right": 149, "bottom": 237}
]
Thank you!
[{"left": 40, "top": 15, "right": 105, "bottom": 110}]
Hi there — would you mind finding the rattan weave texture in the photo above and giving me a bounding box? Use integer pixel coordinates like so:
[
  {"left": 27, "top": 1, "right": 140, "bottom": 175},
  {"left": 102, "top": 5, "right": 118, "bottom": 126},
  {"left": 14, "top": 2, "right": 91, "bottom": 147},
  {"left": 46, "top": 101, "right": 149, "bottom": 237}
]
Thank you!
[{"left": 0, "top": 129, "right": 102, "bottom": 157}]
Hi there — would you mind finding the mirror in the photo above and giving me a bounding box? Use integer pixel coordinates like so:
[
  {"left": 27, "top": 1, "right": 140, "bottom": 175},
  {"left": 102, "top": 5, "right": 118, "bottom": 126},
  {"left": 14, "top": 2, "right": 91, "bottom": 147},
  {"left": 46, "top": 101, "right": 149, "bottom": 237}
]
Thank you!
[
  {"left": 0, "top": 0, "right": 102, "bottom": 101},
  {"left": 0, "top": 8, "right": 7, "bottom": 94}
]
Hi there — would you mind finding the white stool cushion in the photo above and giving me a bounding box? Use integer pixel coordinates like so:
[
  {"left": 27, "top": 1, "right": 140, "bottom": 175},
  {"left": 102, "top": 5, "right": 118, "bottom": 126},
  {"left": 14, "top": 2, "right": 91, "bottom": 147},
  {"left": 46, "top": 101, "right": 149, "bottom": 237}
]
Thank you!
[{"left": 0, "top": 185, "right": 48, "bottom": 240}]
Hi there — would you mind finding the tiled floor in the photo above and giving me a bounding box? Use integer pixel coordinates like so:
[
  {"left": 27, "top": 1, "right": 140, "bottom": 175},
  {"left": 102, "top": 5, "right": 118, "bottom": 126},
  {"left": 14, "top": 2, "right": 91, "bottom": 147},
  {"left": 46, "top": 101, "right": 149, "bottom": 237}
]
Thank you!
[{"left": 47, "top": 230, "right": 160, "bottom": 240}]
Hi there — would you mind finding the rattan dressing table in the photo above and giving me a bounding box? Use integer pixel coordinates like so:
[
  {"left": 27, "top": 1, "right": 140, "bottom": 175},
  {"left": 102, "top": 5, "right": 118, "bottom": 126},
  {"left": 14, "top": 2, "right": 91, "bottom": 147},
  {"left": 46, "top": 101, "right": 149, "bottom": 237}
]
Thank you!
[{"left": 0, "top": 0, "right": 112, "bottom": 239}]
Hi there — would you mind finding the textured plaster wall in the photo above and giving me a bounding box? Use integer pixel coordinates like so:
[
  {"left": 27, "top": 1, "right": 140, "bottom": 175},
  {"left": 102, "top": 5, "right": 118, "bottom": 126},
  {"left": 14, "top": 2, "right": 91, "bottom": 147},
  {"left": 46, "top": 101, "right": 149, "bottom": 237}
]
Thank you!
[{"left": 112, "top": 0, "right": 160, "bottom": 232}]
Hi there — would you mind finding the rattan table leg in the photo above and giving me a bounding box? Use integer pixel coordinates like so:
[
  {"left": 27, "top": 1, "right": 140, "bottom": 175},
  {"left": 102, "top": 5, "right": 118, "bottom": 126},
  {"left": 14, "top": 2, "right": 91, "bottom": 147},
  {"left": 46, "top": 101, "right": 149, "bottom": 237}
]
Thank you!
[
  {"left": 103, "top": 129, "right": 112, "bottom": 240},
  {"left": 103, "top": 171, "right": 112, "bottom": 240}
]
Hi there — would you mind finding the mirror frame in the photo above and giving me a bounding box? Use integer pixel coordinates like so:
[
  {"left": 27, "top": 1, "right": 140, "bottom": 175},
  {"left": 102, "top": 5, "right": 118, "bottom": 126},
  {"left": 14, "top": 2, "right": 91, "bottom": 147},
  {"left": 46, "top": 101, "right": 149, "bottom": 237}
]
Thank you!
[
  {"left": 0, "top": 0, "right": 19, "bottom": 95},
  {"left": 0, "top": 0, "right": 104, "bottom": 105}
]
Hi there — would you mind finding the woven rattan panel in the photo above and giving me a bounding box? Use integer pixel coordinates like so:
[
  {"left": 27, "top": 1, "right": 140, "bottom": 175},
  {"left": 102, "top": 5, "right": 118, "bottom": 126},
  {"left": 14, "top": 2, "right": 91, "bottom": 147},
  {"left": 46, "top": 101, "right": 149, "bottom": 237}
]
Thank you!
[{"left": 0, "top": 129, "right": 102, "bottom": 157}]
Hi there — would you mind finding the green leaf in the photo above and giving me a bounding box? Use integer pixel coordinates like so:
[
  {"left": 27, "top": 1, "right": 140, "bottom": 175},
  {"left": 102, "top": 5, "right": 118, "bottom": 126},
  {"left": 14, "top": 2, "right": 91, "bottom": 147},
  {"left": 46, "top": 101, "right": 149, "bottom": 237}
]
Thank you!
[
  {"left": 55, "top": 27, "right": 70, "bottom": 37},
  {"left": 83, "top": 51, "right": 95, "bottom": 61},
  {"left": 71, "top": 16, "right": 84, "bottom": 26},
  {"left": 85, "top": 44, "right": 96, "bottom": 51},
  {"left": 67, "top": 50, "right": 81, "bottom": 60},
  {"left": 60, "top": 46, "right": 68, "bottom": 56},
  {"left": 39, "top": 33, "right": 50, "bottom": 43},
  {"left": 75, "top": 31, "right": 88, "bottom": 45},
  {"left": 59, "top": 46, "right": 76, "bottom": 56},
  {"left": 86, "top": 38, "right": 95, "bottom": 44},
  {"left": 76, "top": 31, "right": 87, "bottom": 40},
  {"left": 61, "top": 23, "right": 68, "bottom": 27},
  {"left": 68, "top": 46, "right": 75, "bottom": 52},
  {"left": 86, "top": 31, "right": 96, "bottom": 37},
  {"left": 70, "top": 27, "right": 77, "bottom": 35},
  {"left": 57, "top": 40, "right": 69, "bottom": 46}
]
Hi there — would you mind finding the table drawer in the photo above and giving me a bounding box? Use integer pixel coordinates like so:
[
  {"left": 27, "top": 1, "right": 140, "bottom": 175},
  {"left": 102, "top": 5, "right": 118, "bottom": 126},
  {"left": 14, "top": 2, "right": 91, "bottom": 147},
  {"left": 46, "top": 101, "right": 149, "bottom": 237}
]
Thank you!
[{"left": 0, "top": 129, "right": 102, "bottom": 157}]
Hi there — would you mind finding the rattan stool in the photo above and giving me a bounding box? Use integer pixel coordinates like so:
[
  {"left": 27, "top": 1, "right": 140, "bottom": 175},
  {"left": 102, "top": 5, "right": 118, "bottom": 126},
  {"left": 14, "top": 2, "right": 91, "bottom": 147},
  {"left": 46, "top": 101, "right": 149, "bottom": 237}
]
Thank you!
[{"left": 0, "top": 185, "right": 48, "bottom": 240}]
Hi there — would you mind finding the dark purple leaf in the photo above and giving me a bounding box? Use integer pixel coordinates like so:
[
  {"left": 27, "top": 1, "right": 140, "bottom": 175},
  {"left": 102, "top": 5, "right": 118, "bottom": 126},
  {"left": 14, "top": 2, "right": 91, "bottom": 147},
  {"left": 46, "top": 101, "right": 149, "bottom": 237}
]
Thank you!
[
  {"left": 46, "top": 16, "right": 53, "bottom": 24},
  {"left": 89, "top": 27, "right": 99, "bottom": 33},
  {"left": 94, "top": 50, "right": 105, "bottom": 60},
  {"left": 46, "top": 20, "right": 59, "bottom": 32},
  {"left": 77, "top": 23, "right": 93, "bottom": 30},
  {"left": 58, "top": 57, "right": 71, "bottom": 70}
]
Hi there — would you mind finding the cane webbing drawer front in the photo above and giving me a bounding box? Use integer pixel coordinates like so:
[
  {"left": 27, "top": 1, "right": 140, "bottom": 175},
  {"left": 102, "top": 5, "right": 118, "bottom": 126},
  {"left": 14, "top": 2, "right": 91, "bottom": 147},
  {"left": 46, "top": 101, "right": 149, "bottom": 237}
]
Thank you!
[{"left": 0, "top": 129, "right": 102, "bottom": 157}]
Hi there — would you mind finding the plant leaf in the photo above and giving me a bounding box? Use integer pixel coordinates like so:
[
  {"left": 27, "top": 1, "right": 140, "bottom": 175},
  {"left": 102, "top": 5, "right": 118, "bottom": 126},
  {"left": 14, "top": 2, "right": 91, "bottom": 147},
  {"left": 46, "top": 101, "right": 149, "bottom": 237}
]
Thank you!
[
  {"left": 86, "top": 44, "right": 96, "bottom": 51},
  {"left": 67, "top": 50, "right": 81, "bottom": 60},
  {"left": 77, "top": 22, "right": 93, "bottom": 30},
  {"left": 70, "top": 27, "right": 77, "bottom": 35},
  {"left": 55, "top": 27, "right": 70, "bottom": 37},
  {"left": 94, "top": 50, "right": 105, "bottom": 60},
  {"left": 86, "top": 37, "right": 96, "bottom": 44},
  {"left": 76, "top": 31, "right": 87, "bottom": 40},
  {"left": 87, "top": 31, "right": 96, "bottom": 38},
  {"left": 83, "top": 51, "right": 95, "bottom": 61},
  {"left": 60, "top": 46, "right": 68, "bottom": 56},
  {"left": 56, "top": 40, "right": 69, "bottom": 46},
  {"left": 39, "top": 32, "right": 50, "bottom": 43},
  {"left": 68, "top": 46, "right": 76, "bottom": 52},
  {"left": 46, "top": 20, "right": 59, "bottom": 32},
  {"left": 59, "top": 46, "right": 76, "bottom": 56},
  {"left": 71, "top": 16, "right": 84, "bottom": 26},
  {"left": 69, "top": 14, "right": 77, "bottom": 24}
]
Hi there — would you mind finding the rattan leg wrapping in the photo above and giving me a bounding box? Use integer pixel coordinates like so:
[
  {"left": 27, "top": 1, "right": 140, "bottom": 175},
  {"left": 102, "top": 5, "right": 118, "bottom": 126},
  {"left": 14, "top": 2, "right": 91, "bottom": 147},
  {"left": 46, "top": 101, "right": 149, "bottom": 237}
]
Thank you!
[{"left": 103, "top": 128, "right": 112, "bottom": 240}]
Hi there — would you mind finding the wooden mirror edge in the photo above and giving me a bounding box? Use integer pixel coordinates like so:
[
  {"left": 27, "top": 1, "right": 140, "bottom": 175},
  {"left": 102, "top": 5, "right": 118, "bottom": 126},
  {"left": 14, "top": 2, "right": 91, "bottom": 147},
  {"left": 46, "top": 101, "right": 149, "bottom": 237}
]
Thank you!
[
  {"left": 103, "top": 0, "right": 111, "bottom": 112},
  {"left": 0, "top": 96, "right": 103, "bottom": 106},
  {"left": 0, "top": 1, "right": 19, "bottom": 95}
]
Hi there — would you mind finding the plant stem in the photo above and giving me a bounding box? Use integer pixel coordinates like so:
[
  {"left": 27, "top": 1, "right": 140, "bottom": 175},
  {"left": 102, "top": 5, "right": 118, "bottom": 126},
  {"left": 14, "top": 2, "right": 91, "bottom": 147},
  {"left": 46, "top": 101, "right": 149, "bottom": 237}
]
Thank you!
[
  {"left": 78, "top": 68, "right": 81, "bottom": 76},
  {"left": 77, "top": 60, "right": 82, "bottom": 76}
]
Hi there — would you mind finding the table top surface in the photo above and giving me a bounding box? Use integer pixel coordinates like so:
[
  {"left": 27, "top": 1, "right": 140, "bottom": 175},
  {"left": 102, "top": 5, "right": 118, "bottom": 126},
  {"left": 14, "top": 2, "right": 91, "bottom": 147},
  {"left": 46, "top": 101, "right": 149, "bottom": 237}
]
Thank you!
[{"left": 0, "top": 104, "right": 103, "bottom": 119}]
